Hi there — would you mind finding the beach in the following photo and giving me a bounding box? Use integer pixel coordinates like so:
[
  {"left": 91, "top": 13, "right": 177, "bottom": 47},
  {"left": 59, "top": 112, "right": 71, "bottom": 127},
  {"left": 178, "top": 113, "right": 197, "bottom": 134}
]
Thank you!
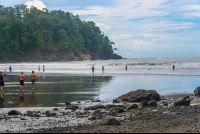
[
  {"left": 0, "top": 93, "right": 199, "bottom": 133},
  {"left": 0, "top": 57, "right": 200, "bottom": 132}
]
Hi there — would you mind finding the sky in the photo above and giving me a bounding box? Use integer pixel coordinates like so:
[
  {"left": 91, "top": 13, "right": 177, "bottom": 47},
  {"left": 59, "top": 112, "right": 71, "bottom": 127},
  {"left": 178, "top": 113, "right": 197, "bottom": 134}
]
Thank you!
[{"left": 1, "top": 0, "right": 200, "bottom": 58}]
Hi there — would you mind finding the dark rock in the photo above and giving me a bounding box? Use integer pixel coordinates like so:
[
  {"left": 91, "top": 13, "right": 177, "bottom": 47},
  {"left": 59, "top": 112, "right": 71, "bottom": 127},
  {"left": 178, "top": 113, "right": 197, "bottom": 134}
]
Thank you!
[
  {"left": 53, "top": 108, "right": 59, "bottom": 111},
  {"left": 127, "top": 104, "right": 138, "bottom": 110},
  {"left": 174, "top": 99, "right": 191, "bottom": 107},
  {"left": 148, "top": 100, "right": 157, "bottom": 107},
  {"left": 91, "top": 100, "right": 101, "bottom": 102},
  {"left": 45, "top": 111, "right": 50, "bottom": 115},
  {"left": 8, "top": 110, "right": 22, "bottom": 116},
  {"left": 27, "top": 111, "right": 33, "bottom": 116},
  {"left": 50, "top": 113, "right": 57, "bottom": 116},
  {"left": 31, "top": 114, "right": 40, "bottom": 117},
  {"left": 113, "top": 89, "right": 161, "bottom": 103},
  {"left": 140, "top": 100, "right": 148, "bottom": 108},
  {"left": 65, "top": 105, "right": 79, "bottom": 110},
  {"left": 84, "top": 105, "right": 105, "bottom": 110},
  {"left": 98, "top": 118, "right": 121, "bottom": 125},
  {"left": 194, "top": 87, "right": 200, "bottom": 97},
  {"left": 65, "top": 102, "right": 71, "bottom": 105}
]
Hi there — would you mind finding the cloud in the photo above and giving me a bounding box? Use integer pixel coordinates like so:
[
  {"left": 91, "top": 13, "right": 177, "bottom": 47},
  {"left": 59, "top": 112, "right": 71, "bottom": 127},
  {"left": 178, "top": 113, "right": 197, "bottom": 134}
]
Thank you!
[{"left": 25, "top": 0, "right": 46, "bottom": 10}]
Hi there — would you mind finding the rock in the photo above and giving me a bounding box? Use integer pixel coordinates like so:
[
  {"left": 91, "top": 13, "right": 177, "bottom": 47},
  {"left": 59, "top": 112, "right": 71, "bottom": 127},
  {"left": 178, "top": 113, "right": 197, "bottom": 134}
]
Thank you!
[
  {"left": 45, "top": 111, "right": 50, "bottom": 115},
  {"left": 31, "top": 114, "right": 40, "bottom": 117},
  {"left": 84, "top": 105, "right": 105, "bottom": 110},
  {"left": 65, "top": 105, "right": 79, "bottom": 110},
  {"left": 50, "top": 113, "right": 57, "bottom": 116},
  {"left": 91, "top": 100, "right": 101, "bottom": 102},
  {"left": 98, "top": 118, "right": 121, "bottom": 125},
  {"left": 65, "top": 102, "right": 71, "bottom": 105},
  {"left": 174, "top": 96, "right": 191, "bottom": 107},
  {"left": 53, "top": 108, "right": 59, "bottom": 111},
  {"left": 127, "top": 104, "right": 138, "bottom": 110},
  {"left": 27, "top": 111, "right": 33, "bottom": 116},
  {"left": 140, "top": 100, "right": 148, "bottom": 108},
  {"left": 8, "top": 110, "right": 22, "bottom": 116},
  {"left": 88, "top": 116, "right": 97, "bottom": 120},
  {"left": 194, "top": 87, "right": 200, "bottom": 97},
  {"left": 148, "top": 100, "right": 157, "bottom": 107},
  {"left": 113, "top": 89, "right": 161, "bottom": 103}
]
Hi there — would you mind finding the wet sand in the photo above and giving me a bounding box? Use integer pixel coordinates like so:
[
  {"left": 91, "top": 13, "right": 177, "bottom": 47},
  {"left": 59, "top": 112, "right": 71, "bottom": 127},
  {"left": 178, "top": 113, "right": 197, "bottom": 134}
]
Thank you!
[{"left": 1, "top": 93, "right": 200, "bottom": 133}]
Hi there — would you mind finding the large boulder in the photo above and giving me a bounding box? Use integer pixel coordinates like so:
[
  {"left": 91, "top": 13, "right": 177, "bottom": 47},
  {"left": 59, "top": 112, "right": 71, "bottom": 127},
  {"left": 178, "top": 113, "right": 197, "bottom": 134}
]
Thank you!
[
  {"left": 174, "top": 96, "right": 191, "bottom": 107},
  {"left": 113, "top": 89, "right": 161, "bottom": 103},
  {"left": 194, "top": 87, "right": 200, "bottom": 97},
  {"left": 8, "top": 110, "right": 22, "bottom": 116}
]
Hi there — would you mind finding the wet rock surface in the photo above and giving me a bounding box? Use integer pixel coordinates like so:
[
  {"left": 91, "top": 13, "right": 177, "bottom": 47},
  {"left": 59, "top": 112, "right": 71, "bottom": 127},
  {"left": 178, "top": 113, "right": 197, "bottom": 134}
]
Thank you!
[{"left": 0, "top": 93, "right": 200, "bottom": 133}]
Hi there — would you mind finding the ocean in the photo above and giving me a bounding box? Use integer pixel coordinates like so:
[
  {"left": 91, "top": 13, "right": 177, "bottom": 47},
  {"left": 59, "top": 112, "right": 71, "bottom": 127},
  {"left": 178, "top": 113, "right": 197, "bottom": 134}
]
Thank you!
[{"left": 0, "top": 56, "right": 200, "bottom": 108}]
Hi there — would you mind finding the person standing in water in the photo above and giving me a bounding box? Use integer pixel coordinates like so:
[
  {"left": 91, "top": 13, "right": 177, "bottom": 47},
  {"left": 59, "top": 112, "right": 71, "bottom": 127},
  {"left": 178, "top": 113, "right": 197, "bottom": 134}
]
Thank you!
[
  {"left": 30, "top": 71, "right": 37, "bottom": 91},
  {"left": 0, "top": 70, "right": 7, "bottom": 92},
  {"left": 9, "top": 66, "right": 12, "bottom": 74},
  {"left": 38, "top": 65, "right": 40, "bottom": 71},
  {"left": 125, "top": 65, "right": 127, "bottom": 70},
  {"left": 91, "top": 66, "right": 94, "bottom": 77},
  {"left": 102, "top": 66, "right": 105, "bottom": 73},
  {"left": 18, "top": 71, "right": 25, "bottom": 91},
  {"left": 43, "top": 65, "right": 45, "bottom": 72},
  {"left": 173, "top": 65, "right": 175, "bottom": 71}
]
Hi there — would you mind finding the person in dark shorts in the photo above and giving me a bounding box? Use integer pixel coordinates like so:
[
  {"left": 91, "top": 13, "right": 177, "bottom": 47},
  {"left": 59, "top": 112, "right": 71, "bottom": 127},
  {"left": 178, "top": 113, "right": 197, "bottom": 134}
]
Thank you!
[
  {"left": 91, "top": 66, "right": 94, "bottom": 77},
  {"left": 30, "top": 71, "right": 37, "bottom": 91},
  {"left": 125, "top": 65, "right": 127, "bottom": 70},
  {"left": 18, "top": 71, "right": 25, "bottom": 91},
  {"left": 0, "top": 70, "right": 7, "bottom": 92}
]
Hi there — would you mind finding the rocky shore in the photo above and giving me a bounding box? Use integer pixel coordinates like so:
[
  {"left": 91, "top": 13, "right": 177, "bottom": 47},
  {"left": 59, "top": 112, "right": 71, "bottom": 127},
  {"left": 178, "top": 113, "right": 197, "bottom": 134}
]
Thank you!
[{"left": 1, "top": 90, "right": 200, "bottom": 133}]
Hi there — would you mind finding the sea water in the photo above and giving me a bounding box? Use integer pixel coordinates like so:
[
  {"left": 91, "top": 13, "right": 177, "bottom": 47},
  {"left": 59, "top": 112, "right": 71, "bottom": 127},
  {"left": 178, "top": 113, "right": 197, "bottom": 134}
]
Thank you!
[{"left": 1, "top": 56, "right": 200, "bottom": 108}]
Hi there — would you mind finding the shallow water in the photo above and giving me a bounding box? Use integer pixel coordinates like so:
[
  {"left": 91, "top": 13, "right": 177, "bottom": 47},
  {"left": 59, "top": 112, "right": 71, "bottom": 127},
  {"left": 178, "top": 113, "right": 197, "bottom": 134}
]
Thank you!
[
  {"left": 1, "top": 57, "right": 200, "bottom": 108},
  {"left": 0, "top": 72, "right": 199, "bottom": 108}
]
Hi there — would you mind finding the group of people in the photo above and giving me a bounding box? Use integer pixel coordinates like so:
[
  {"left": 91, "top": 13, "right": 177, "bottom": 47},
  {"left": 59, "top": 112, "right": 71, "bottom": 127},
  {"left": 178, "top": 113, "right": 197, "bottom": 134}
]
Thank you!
[
  {"left": 0, "top": 70, "right": 37, "bottom": 92},
  {"left": 38, "top": 65, "right": 45, "bottom": 72}
]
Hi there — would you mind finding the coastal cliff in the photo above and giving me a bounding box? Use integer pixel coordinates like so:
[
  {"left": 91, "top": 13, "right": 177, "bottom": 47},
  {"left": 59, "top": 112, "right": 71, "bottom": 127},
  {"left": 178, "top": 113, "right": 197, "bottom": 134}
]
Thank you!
[{"left": 0, "top": 45, "right": 123, "bottom": 63}]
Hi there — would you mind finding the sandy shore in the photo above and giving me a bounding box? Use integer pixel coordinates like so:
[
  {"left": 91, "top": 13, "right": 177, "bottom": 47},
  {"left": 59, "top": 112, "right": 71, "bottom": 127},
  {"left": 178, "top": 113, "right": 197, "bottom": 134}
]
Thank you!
[{"left": 1, "top": 93, "right": 200, "bottom": 133}]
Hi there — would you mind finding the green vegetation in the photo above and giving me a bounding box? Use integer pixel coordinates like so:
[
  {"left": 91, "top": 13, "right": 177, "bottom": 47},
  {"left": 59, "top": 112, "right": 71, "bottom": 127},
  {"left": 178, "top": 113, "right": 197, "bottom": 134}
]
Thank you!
[{"left": 0, "top": 4, "right": 117, "bottom": 59}]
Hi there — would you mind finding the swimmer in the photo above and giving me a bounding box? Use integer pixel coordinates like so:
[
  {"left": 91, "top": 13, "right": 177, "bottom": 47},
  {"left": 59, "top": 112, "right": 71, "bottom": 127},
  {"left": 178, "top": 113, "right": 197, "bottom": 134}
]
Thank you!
[{"left": 91, "top": 66, "right": 94, "bottom": 77}]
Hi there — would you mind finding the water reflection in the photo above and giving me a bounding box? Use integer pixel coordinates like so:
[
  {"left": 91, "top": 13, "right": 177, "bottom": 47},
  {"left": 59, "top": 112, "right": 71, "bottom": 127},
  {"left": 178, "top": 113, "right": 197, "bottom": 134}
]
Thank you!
[
  {"left": 19, "top": 90, "right": 25, "bottom": 107},
  {"left": 3, "top": 75, "right": 113, "bottom": 108},
  {"left": 30, "top": 91, "right": 36, "bottom": 107},
  {"left": 0, "top": 92, "right": 4, "bottom": 108}
]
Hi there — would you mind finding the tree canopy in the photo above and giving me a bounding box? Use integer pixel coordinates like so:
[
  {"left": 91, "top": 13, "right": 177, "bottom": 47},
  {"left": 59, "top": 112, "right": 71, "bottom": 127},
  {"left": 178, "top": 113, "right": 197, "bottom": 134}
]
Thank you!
[{"left": 0, "top": 4, "right": 117, "bottom": 58}]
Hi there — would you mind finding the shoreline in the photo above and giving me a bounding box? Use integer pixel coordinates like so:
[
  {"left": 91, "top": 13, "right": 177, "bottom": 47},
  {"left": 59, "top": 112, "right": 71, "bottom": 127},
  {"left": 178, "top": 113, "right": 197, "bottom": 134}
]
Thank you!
[{"left": 0, "top": 92, "right": 199, "bottom": 133}]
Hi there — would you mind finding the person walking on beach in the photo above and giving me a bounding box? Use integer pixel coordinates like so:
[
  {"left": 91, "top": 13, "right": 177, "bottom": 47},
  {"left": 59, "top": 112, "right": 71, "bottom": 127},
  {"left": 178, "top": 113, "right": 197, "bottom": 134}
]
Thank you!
[
  {"left": 9, "top": 66, "right": 12, "bottom": 74},
  {"left": 0, "top": 70, "right": 7, "bottom": 92},
  {"left": 125, "top": 65, "right": 127, "bottom": 70},
  {"left": 18, "top": 71, "right": 25, "bottom": 91},
  {"left": 173, "top": 65, "right": 175, "bottom": 71},
  {"left": 30, "top": 71, "right": 37, "bottom": 91},
  {"left": 43, "top": 65, "right": 45, "bottom": 72},
  {"left": 91, "top": 66, "right": 94, "bottom": 77},
  {"left": 38, "top": 65, "right": 40, "bottom": 71}
]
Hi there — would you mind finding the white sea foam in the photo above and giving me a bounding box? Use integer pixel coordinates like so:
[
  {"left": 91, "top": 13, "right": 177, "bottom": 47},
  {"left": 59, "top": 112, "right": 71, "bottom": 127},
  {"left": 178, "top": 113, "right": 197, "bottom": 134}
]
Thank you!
[{"left": 1, "top": 56, "right": 200, "bottom": 76}]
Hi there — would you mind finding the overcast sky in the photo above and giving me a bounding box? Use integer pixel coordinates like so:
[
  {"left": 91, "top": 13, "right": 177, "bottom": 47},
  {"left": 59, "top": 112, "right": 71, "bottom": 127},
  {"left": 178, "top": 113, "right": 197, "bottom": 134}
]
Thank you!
[{"left": 1, "top": 0, "right": 200, "bottom": 58}]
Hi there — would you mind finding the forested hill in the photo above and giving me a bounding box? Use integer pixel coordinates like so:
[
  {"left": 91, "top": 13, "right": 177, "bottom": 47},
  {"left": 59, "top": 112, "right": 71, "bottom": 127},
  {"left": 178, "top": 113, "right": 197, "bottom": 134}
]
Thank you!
[{"left": 0, "top": 4, "right": 122, "bottom": 62}]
